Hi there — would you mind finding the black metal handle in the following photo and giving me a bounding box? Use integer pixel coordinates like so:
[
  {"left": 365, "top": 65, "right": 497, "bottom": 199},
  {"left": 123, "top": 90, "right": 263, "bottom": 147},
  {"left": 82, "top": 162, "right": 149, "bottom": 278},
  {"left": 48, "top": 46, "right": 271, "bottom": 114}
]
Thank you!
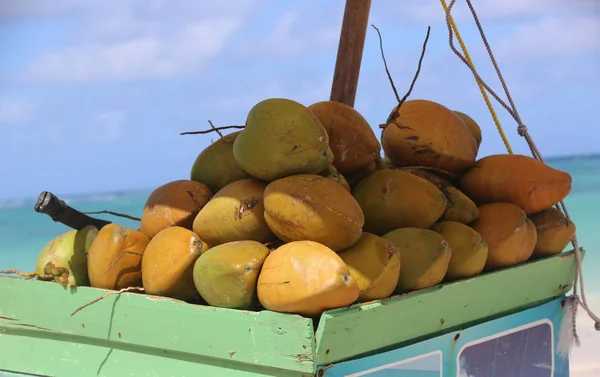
[{"left": 34, "top": 191, "right": 111, "bottom": 230}]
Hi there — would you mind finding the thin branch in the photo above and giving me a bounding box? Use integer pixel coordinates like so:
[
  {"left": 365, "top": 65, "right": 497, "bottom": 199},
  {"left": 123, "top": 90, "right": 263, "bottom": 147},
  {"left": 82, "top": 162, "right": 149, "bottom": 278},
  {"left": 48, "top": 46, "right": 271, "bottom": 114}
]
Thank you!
[
  {"left": 83, "top": 210, "right": 141, "bottom": 221},
  {"left": 101, "top": 250, "right": 144, "bottom": 277},
  {"left": 371, "top": 24, "right": 401, "bottom": 103},
  {"left": 208, "top": 120, "right": 223, "bottom": 138},
  {"left": 180, "top": 125, "right": 245, "bottom": 136},
  {"left": 70, "top": 287, "right": 144, "bottom": 317}
]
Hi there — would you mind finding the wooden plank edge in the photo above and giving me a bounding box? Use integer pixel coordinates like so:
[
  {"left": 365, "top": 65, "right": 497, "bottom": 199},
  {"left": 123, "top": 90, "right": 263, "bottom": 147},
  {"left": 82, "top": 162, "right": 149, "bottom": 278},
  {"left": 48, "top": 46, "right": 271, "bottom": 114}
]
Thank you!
[{"left": 0, "top": 278, "right": 316, "bottom": 374}]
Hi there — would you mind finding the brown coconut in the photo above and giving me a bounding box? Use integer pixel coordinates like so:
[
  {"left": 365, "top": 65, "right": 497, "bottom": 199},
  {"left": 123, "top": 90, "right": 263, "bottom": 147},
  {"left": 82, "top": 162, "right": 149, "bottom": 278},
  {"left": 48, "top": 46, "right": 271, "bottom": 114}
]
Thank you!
[
  {"left": 529, "top": 208, "right": 576, "bottom": 257},
  {"left": 382, "top": 228, "right": 451, "bottom": 293},
  {"left": 381, "top": 99, "right": 478, "bottom": 174},
  {"left": 308, "top": 101, "right": 381, "bottom": 174},
  {"left": 454, "top": 111, "right": 482, "bottom": 148},
  {"left": 142, "top": 226, "right": 209, "bottom": 301},
  {"left": 140, "top": 180, "right": 212, "bottom": 239},
  {"left": 190, "top": 131, "right": 251, "bottom": 193},
  {"left": 431, "top": 221, "right": 488, "bottom": 281},
  {"left": 352, "top": 169, "right": 447, "bottom": 235},
  {"left": 257, "top": 240, "right": 360, "bottom": 317},
  {"left": 263, "top": 174, "right": 364, "bottom": 251},
  {"left": 337, "top": 232, "right": 401, "bottom": 302},
  {"left": 402, "top": 167, "right": 479, "bottom": 224},
  {"left": 87, "top": 224, "right": 149, "bottom": 290},
  {"left": 192, "top": 179, "right": 275, "bottom": 247},
  {"left": 470, "top": 202, "right": 537, "bottom": 271},
  {"left": 460, "top": 154, "right": 572, "bottom": 214}
]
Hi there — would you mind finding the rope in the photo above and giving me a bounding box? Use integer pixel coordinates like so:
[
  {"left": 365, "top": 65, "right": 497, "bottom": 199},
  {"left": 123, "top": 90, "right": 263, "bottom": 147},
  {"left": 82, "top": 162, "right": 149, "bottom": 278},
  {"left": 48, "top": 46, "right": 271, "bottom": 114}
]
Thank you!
[
  {"left": 441, "top": 0, "right": 600, "bottom": 338},
  {"left": 438, "top": 0, "right": 513, "bottom": 154}
]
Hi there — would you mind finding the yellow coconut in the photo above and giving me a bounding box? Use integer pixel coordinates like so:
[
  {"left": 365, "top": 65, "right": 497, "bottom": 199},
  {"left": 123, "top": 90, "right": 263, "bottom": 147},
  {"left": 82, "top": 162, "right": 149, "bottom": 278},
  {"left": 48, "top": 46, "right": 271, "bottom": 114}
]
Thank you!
[
  {"left": 257, "top": 241, "right": 360, "bottom": 317},
  {"left": 308, "top": 100, "right": 381, "bottom": 174},
  {"left": 192, "top": 179, "right": 275, "bottom": 247},
  {"left": 460, "top": 154, "right": 572, "bottom": 214},
  {"left": 192, "top": 240, "right": 269, "bottom": 310},
  {"left": 140, "top": 180, "right": 212, "bottom": 239},
  {"left": 470, "top": 202, "right": 537, "bottom": 271},
  {"left": 382, "top": 228, "right": 451, "bottom": 293},
  {"left": 402, "top": 167, "right": 479, "bottom": 224},
  {"left": 454, "top": 111, "right": 482, "bottom": 148},
  {"left": 352, "top": 169, "right": 447, "bottom": 235},
  {"left": 142, "top": 226, "right": 209, "bottom": 301},
  {"left": 190, "top": 131, "right": 251, "bottom": 193},
  {"left": 431, "top": 221, "right": 488, "bottom": 281},
  {"left": 529, "top": 208, "right": 576, "bottom": 257},
  {"left": 264, "top": 174, "right": 364, "bottom": 251},
  {"left": 233, "top": 98, "right": 334, "bottom": 181},
  {"left": 381, "top": 99, "right": 478, "bottom": 174},
  {"left": 337, "top": 232, "right": 401, "bottom": 301},
  {"left": 319, "top": 164, "right": 351, "bottom": 192}
]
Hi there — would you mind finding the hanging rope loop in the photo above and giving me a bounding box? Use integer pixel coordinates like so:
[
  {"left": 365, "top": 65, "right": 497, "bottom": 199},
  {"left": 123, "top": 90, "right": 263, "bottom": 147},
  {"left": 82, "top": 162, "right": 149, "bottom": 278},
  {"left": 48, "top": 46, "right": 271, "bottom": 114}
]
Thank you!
[{"left": 440, "top": 0, "right": 600, "bottom": 341}]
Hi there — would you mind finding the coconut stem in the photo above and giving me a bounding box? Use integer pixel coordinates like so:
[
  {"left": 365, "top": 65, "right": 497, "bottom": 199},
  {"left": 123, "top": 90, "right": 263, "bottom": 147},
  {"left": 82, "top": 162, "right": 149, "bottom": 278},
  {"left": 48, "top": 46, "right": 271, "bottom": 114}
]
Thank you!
[
  {"left": 398, "top": 26, "right": 431, "bottom": 107},
  {"left": 82, "top": 210, "right": 141, "bottom": 221},
  {"left": 180, "top": 125, "right": 245, "bottom": 136},
  {"left": 371, "top": 24, "right": 401, "bottom": 103},
  {"left": 70, "top": 286, "right": 144, "bottom": 317},
  {"left": 101, "top": 250, "right": 144, "bottom": 277},
  {"left": 374, "top": 25, "right": 432, "bottom": 130}
]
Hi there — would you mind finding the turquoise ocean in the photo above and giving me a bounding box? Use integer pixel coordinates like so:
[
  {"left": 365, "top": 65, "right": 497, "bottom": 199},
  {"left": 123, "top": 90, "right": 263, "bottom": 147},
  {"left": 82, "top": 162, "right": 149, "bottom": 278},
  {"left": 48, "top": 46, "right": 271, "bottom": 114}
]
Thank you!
[{"left": 1, "top": 156, "right": 599, "bottom": 297}]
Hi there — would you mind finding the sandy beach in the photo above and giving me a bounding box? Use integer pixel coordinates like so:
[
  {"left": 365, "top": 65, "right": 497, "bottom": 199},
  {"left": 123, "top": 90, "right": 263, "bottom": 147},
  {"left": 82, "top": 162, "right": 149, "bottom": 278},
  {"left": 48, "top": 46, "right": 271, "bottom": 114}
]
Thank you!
[{"left": 570, "top": 294, "right": 600, "bottom": 377}]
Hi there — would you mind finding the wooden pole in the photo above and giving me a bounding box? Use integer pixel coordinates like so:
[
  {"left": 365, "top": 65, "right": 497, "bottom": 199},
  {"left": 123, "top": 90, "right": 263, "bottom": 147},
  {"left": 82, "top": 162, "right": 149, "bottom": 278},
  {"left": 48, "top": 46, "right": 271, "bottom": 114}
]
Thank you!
[{"left": 330, "top": 0, "right": 372, "bottom": 108}]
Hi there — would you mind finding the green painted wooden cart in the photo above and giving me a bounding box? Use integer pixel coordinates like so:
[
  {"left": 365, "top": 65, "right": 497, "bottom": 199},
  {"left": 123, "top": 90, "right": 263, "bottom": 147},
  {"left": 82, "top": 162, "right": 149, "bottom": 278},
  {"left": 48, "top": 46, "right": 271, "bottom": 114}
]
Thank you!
[
  {"left": 0, "top": 1, "right": 594, "bottom": 376},
  {"left": 0, "top": 250, "right": 582, "bottom": 376}
]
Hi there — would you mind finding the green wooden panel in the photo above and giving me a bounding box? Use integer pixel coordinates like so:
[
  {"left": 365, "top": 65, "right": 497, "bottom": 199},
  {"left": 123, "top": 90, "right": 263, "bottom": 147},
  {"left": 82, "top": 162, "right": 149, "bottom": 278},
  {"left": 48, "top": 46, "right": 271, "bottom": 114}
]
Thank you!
[
  {"left": 0, "top": 331, "right": 311, "bottom": 377},
  {"left": 313, "top": 249, "right": 582, "bottom": 366},
  {"left": 0, "top": 278, "right": 315, "bottom": 375}
]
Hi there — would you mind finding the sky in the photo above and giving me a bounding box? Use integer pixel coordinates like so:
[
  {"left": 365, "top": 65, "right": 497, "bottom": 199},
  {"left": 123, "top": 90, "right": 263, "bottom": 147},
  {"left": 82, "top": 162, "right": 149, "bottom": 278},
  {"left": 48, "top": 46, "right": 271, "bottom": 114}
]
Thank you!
[{"left": 0, "top": 0, "right": 598, "bottom": 200}]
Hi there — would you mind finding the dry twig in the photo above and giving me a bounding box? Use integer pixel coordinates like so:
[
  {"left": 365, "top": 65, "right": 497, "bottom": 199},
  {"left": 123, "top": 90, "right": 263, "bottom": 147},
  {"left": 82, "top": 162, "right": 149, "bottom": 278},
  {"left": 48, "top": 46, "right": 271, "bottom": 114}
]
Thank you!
[
  {"left": 83, "top": 210, "right": 141, "bottom": 221},
  {"left": 70, "top": 286, "right": 144, "bottom": 317}
]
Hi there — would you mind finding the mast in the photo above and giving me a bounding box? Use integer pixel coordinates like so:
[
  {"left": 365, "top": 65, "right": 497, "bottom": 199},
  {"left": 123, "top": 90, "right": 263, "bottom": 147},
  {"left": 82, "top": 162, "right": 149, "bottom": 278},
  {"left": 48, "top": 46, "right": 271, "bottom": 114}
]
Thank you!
[{"left": 330, "top": 0, "right": 372, "bottom": 108}]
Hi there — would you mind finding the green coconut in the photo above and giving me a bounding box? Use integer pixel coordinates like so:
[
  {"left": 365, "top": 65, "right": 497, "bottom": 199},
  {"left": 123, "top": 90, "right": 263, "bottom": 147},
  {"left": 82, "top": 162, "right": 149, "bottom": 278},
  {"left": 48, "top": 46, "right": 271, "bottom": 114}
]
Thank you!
[
  {"left": 193, "top": 240, "right": 269, "bottom": 309},
  {"left": 383, "top": 227, "right": 451, "bottom": 293},
  {"left": 34, "top": 225, "right": 99, "bottom": 287},
  {"left": 233, "top": 98, "right": 334, "bottom": 181},
  {"left": 192, "top": 178, "right": 275, "bottom": 247},
  {"left": 190, "top": 131, "right": 251, "bottom": 193}
]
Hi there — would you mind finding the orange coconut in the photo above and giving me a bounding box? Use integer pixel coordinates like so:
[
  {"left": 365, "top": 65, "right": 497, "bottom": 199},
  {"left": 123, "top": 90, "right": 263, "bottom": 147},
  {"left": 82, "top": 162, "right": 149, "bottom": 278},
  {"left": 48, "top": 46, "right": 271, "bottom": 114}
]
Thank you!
[
  {"left": 87, "top": 224, "right": 149, "bottom": 290},
  {"left": 308, "top": 101, "right": 381, "bottom": 174},
  {"left": 142, "top": 226, "right": 209, "bottom": 301},
  {"left": 257, "top": 241, "right": 360, "bottom": 317},
  {"left": 470, "top": 202, "right": 537, "bottom": 271},
  {"left": 140, "top": 179, "right": 212, "bottom": 239},
  {"left": 381, "top": 99, "right": 478, "bottom": 174},
  {"left": 460, "top": 154, "right": 572, "bottom": 214}
]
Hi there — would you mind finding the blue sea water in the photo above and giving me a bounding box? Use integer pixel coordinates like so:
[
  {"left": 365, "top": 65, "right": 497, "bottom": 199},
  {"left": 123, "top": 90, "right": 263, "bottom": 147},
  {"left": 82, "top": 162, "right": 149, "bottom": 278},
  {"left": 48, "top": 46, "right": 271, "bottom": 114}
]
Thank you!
[{"left": 0, "top": 156, "right": 599, "bottom": 295}]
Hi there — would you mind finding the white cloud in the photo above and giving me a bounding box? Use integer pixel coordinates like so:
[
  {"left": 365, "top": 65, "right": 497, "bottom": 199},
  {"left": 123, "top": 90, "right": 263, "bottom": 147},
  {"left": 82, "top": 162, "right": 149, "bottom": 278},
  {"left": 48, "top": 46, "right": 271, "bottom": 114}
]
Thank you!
[
  {"left": 386, "top": 0, "right": 592, "bottom": 24},
  {"left": 89, "top": 110, "right": 126, "bottom": 141},
  {"left": 495, "top": 15, "right": 600, "bottom": 59},
  {"left": 0, "top": 97, "right": 36, "bottom": 126},
  {"left": 18, "top": 0, "right": 259, "bottom": 83}
]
